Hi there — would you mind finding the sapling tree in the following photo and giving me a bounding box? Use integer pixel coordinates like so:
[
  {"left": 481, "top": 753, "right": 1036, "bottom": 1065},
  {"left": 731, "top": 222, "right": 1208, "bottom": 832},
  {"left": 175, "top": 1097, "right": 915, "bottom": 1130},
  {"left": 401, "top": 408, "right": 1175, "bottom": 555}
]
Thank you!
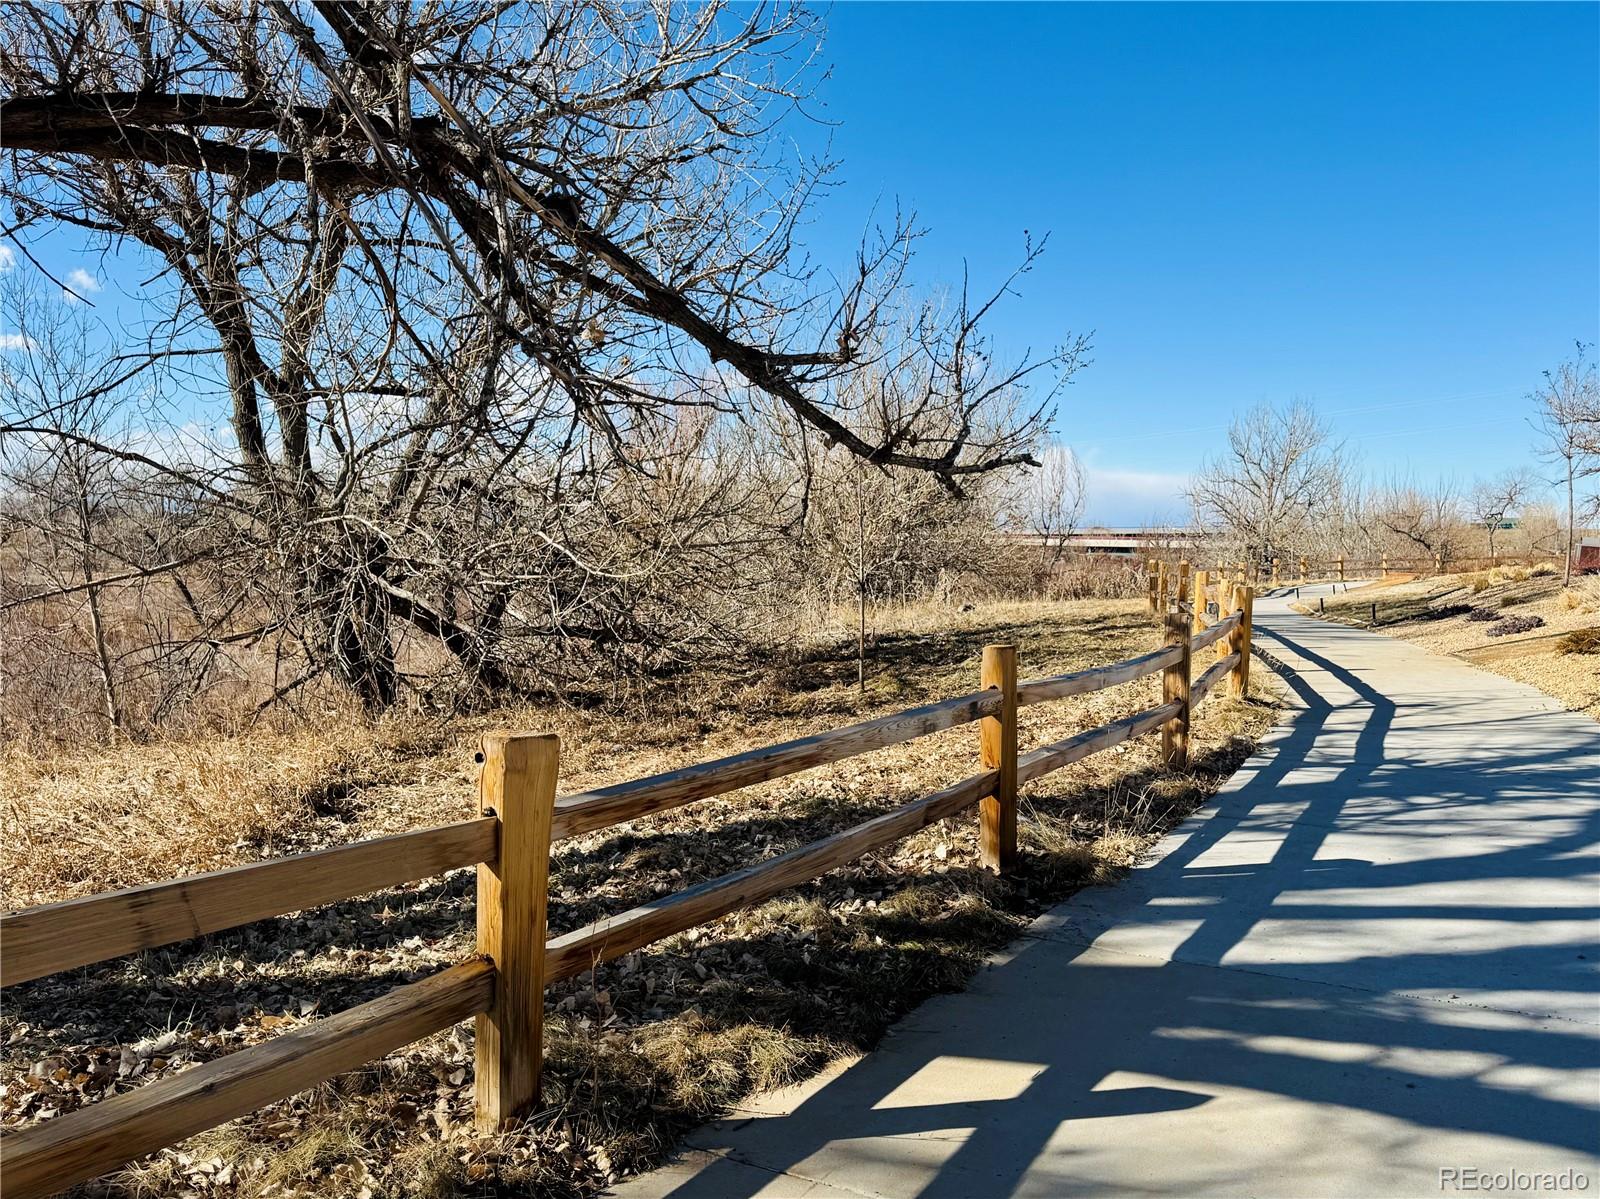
[
  {"left": 1468, "top": 470, "right": 1533, "bottom": 562},
  {"left": 1531, "top": 345, "right": 1600, "bottom": 587}
]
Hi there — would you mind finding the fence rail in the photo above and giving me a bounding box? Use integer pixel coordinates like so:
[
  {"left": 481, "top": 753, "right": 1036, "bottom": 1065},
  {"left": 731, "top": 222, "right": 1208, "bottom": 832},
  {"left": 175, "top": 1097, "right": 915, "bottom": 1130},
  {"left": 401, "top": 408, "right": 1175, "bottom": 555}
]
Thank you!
[
  {"left": 0, "top": 818, "right": 498, "bottom": 988},
  {"left": 1148, "top": 551, "right": 1551, "bottom": 595},
  {"left": 0, "top": 588, "right": 1258, "bottom": 1199}
]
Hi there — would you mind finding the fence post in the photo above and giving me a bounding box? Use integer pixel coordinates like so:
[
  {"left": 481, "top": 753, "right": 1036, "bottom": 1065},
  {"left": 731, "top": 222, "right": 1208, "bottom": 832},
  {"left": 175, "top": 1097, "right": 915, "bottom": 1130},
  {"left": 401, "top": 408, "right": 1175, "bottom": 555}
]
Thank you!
[
  {"left": 1161, "top": 609, "right": 1192, "bottom": 769},
  {"left": 1176, "top": 559, "right": 1190, "bottom": 608},
  {"left": 1192, "top": 569, "right": 1210, "bottom": 632},
  {"left": 474, "top": 732, "right": 559, "bottom": 1133},
  {"left": 1338, "top": 556, "right": 1345, "bottom": 582},
  {"left": 1229, "top": 583, "right": 1254, "bottom": 698},
  {"left": 1157, "top": 560, "right": 1169, "bottom": 614},
  {"left": 1146, "top": 558, "right": 1159, "bottom": 614},
  {"left": 979, "top": 644, "right": 1018, "bottom": 874}
]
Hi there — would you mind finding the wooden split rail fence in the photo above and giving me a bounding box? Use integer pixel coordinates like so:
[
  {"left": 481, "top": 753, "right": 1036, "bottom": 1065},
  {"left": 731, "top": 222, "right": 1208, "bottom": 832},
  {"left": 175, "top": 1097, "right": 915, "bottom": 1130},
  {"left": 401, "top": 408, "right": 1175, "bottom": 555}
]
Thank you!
[
  {"left": 0, "top": 596, "right": 1256, "bottom": 1198},
  {"left": 1147, "top": 553, "right": 1547, "bottom": 598}
]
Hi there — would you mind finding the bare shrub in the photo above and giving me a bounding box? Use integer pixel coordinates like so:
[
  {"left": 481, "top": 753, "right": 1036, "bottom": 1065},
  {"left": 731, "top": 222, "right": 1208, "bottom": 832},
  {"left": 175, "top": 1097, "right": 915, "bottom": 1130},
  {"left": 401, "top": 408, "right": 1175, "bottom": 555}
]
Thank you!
[
  {"left": 1486, "top": 614, "right": 1546, "bottom": 637},
  {"left": 1556, "top": 627, "right": 1600, "bottom": 654},
  {"left": 1039, "top": 555, "right": 1148, "bottom": 601}
]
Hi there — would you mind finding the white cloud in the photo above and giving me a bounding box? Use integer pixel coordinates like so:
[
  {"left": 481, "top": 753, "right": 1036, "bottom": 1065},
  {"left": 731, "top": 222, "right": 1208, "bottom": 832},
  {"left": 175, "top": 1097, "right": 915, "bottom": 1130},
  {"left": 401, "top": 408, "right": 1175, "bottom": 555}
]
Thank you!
[
  {"left": 62, "top": 267, "right": 103, "bottom": 303},
  {"left": 0, "top": 332, "right": 38, "bottom": 352},
  {"left": 0, "top": 245, "right": 15, "bottom": 273},
  {"left": 1080, "top": 463, "right": 1192, "bottom": 528}
]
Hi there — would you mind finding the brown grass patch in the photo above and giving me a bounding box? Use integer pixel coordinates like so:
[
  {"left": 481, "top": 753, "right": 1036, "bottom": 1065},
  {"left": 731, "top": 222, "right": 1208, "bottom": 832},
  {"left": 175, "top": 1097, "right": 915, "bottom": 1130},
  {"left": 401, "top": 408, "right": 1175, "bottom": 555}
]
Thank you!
[{"left": 1, "top": 598, "right": 1280, "bottom": 1198}]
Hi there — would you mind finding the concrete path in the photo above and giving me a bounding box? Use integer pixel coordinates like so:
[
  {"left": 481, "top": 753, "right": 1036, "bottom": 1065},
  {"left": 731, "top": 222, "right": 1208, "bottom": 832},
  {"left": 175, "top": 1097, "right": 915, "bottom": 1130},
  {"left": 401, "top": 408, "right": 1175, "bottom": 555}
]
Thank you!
[{"left": 611, "top": 585, "right": 1600, "bottom": 1198}]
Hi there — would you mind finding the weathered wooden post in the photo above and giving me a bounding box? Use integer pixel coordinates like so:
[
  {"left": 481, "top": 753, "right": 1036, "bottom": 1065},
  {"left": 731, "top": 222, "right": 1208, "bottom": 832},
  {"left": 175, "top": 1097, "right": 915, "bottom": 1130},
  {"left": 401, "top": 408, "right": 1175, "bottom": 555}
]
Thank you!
[
  {"left": 1271, "top": 556, "right": 1280, "bottom": 586},
  {"left": 1229, "top": 583, "right": 1254, "bottom": 698},
  {"left": 1147, "top": 558, "right": 1159, "bottom": 614},
  {"left": 1192, "top": 569, "right": 1210, "bottom": 632},
  {"left": 1157, "top": 560, "right": 1170, "bottom": 615},
  {"left": 475, "top": 732, "right": 559, "bottom": 1132},
  {"left": 1176, "top": 559, "right": 1191, "bottom": 608},
  {"left": 979, "top": 644, "right": 1018, "bottom": 873},
  {"left": 1162, "top": 608, "right": 1192, "bottom": 769},
  {"left": 1338, "top": 555, "right": 1345, "bottom": 582}
]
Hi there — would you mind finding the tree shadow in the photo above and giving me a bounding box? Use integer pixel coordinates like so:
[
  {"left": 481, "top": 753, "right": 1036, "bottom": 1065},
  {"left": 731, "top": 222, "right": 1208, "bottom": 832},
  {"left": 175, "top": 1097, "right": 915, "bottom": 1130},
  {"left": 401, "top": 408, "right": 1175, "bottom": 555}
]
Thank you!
[{"left": 616, "top": 601, "right": 1600, "bottom": 1198}]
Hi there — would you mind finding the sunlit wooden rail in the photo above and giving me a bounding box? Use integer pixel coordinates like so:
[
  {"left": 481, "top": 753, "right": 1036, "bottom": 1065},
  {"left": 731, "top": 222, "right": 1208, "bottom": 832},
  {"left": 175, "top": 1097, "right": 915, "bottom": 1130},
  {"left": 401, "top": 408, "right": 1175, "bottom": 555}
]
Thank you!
[
  {"left": 1145, "top": 551, "right": 1546, "bottom": 602},
  {"left": 0, "top": 593, "right": 1256, "bottom": 1199}
]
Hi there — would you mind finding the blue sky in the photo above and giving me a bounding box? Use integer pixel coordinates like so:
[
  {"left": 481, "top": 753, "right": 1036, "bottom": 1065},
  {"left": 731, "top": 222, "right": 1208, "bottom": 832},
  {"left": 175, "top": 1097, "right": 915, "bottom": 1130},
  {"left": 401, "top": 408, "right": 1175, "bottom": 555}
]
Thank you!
[
  {"left": 5, "top": 3, "right": 1596, "bottom": 525},
  {"left": 796, "top": 2, "right": 1600, "bottom": 522}
]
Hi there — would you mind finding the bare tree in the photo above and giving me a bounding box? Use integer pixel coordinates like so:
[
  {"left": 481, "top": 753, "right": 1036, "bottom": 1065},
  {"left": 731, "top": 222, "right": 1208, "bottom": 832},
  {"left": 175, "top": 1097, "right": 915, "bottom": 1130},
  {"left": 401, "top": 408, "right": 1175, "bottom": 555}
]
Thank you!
[
  {"left": 0, "top": 3, "right": 1086, "bottom": 714},
  {"left": 1468, "top": 469, "right": 1533, "bottom": 562},
  {"left": 772, "top": 339, "right": 1019, "bottom": 691},
  {"left": 1186, "top": 401, "right": 1344, "bottom": 571},
  {"left": 0, "top": 279, "right": 230, "bottom": 738},
  {"left": 1372, "top": 477, "right": 1467, "bottom": 566},
  {"left": 1015, "top": 443, "right": 1087, "bottom": 570},
  {"left": 1531, "top": 345, "right": 1600, "bottom": 586}
]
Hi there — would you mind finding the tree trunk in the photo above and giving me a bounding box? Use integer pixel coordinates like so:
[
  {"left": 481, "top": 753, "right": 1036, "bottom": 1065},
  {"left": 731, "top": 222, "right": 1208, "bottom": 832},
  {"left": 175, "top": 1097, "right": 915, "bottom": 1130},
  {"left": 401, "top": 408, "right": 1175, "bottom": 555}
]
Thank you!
[
  {"left": 335, "top": 617, "right": 398, "bottom": 711},
  {"left": 75, "top": 482, "right": 122, "bottom": 734},
  {"left": 856, "top": 474, "right": 867, "bottom": 696},
  {"left": 328, "top": 578, "right": 398, "bottom": 712},
  {"left": 1566, "top": 464, "right": 1575, "bottom": 589},
  {"left": 83, "top": 577, "right": 122, "bottom": 733}
]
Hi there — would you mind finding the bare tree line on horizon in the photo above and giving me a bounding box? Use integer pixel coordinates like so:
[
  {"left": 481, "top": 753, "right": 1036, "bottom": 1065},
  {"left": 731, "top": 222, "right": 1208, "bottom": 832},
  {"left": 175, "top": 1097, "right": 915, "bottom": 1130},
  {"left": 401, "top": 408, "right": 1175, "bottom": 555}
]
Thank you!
[{"left": 1184, "top": 355, "right": 1599, "bottom": 580}]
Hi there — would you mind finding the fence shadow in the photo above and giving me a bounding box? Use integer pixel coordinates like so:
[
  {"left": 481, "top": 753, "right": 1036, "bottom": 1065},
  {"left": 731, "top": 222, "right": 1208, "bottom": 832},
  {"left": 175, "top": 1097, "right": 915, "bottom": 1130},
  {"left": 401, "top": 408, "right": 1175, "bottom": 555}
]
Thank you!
[{"left": 623, "top": 608, "right": 1600, "bottom": 1198}]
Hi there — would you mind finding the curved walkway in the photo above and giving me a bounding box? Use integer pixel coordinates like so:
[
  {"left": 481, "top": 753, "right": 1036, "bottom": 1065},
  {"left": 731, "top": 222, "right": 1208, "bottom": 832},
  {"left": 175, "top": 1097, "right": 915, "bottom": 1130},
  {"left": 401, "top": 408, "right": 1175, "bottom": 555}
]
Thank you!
[{"left": 613, "top": 584, "right": 1600, "bottom": 1198}]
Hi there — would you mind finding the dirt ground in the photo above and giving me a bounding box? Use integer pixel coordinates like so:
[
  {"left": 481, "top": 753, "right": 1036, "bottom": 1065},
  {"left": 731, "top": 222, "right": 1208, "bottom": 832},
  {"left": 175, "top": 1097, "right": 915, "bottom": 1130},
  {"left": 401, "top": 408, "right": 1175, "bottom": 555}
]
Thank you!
[
  {"left": 1297, "top": 567, "right": 1600, "bottom": 719},
  {"left": 1, "top": 598, "right": 1280, "bottom": 1198}
]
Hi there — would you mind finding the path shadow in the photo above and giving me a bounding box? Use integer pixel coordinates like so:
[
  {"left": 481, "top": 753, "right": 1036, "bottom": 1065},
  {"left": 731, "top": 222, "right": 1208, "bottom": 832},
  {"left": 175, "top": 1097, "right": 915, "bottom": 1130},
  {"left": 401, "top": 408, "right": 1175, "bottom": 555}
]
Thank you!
[{"left": 621, "top": 603, "right": 1600, "bottom": 1197}]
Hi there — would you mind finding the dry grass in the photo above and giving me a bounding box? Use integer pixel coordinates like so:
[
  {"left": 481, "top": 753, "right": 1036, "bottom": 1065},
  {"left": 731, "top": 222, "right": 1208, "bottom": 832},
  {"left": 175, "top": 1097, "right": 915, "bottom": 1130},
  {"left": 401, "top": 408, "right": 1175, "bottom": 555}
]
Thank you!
[
  {"left": 1557, "top": 627, "right": 1600, "bottom": 656},
  {"left": 1, "top": 598, "right": 1280, "bottom": 1198},
  {"left": 1306, "top": 572, "right": 1600, "bottom": 719}
]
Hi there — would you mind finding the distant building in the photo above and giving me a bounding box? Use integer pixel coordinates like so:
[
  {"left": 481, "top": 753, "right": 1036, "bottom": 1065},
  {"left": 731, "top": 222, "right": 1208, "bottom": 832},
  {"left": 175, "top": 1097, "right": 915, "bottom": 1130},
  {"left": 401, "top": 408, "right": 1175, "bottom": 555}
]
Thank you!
[{"left": 1579, "top": 537, "right": 1600, "bottom": 575}]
